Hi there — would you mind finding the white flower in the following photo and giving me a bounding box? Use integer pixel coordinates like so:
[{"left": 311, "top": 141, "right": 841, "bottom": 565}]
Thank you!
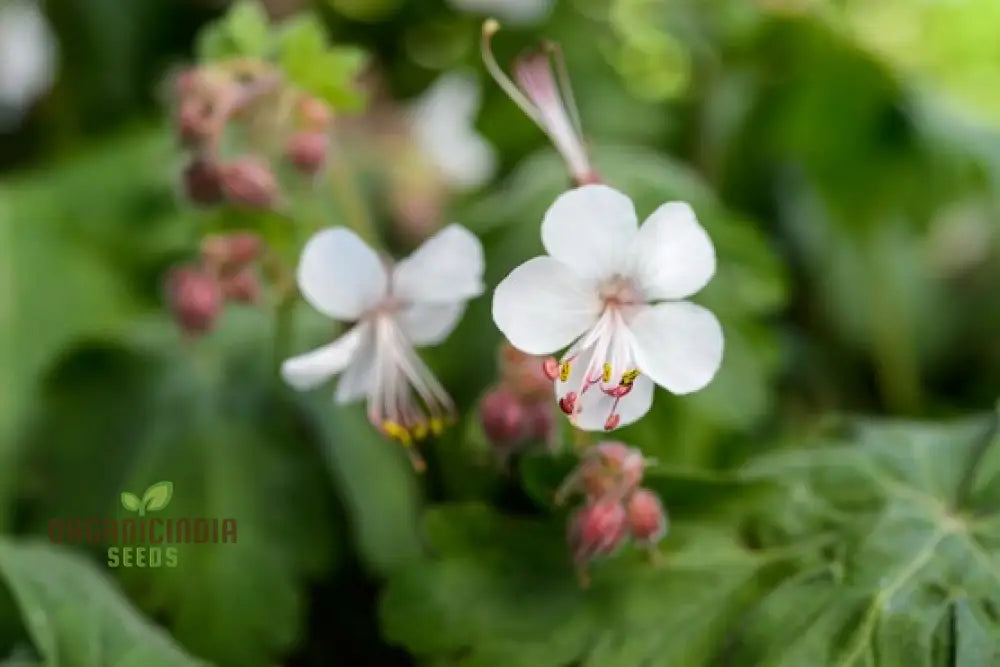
[
  {"left": 409, "top": 71, "right": 497, "bottom": 190},
  {"left": 448, "top": 0, "right": 554, "bottom": 26},
  {"left": 492, "top": 185, "right": 724, "bottom": 432},
  {"left": 0, "top": 0, "right": 56, "bottom": 129},
  {"left": 282, "top": 224, "right": 485, "bottom": 448}
]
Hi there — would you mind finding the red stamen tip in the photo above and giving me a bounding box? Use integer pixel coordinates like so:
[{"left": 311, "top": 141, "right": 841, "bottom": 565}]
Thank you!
[
  {"left": 605, "top": 384, "right": 633, "bottom": 398},
  {"left": 542, "top": 357, "right": 560, "bottom": 381},
  {"left": 604, "top": 413, "right": 621, "bottom": 431},
  {"left": 559, "top": 392, "right": 577, "bottom": 415}
]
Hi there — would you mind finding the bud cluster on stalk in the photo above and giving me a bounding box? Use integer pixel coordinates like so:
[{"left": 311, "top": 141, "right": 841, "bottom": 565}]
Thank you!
[
  {"left": 559, "top": 442, "right": 668, "bottom": 583},
  {"left": 478, "top": 343, "right": 557, "bottom": 463},
  {"left": 171, "top": 60, "right": 334, "bottom": 210},
  {"left": 166, "top": 232, "right": 263, "bottom": 337}
]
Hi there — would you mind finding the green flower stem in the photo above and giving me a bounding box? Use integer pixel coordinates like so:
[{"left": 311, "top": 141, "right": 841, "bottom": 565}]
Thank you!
[
  {"left": 865, "top": 244, "right": 921, "bottom": 414},
  {"left": 273, "top": 290, "right": 297, "bottom": 378},
  {"left": 327, "top": 149, "right": 380, "bottom": 248}
]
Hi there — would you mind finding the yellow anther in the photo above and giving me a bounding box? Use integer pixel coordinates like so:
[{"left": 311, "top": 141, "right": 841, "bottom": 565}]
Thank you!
[
  {"left": 559, "top": 362, "right": 572, "bottom": 382},
  {"left": 430, "top": 417, "right": 447, "bottom": 435},
  {"left": 621, "top": 369, "right": 640, "bottom": 386},
  {"left": 602, "top": 363, "right": 612, "bottom": 383},
  {"left": 411, "top": 421, "right": 429, "bottom": 441},
  {"left": 382, "top": 421, "right": 412, "bottom": 446}
]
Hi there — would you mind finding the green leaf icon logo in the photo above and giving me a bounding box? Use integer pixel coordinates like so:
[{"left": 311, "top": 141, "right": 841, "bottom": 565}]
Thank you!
[
  {"left": 141, "top": 481, "right": 173, "bottom": 514},
  {"left": 119, "top": 482, "right": 173, "bottom": 516},
  {"left": 120, "top": 492, "right": 141, "bottom": 513}
]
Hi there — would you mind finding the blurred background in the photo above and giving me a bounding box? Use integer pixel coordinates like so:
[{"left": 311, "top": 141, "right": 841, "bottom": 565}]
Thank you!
[{"left": 3, "top": 0, "right": 1000, "bottom": 665}]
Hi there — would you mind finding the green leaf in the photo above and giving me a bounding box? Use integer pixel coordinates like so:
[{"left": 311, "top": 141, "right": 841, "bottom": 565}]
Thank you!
[
  {"left": 17, "top": 312, "right": 341, "bottom": 667},
  {"left": 382, "top": 412, "right": 1000, "bottom": 665},
  {"left": 380, "top": 503, "right": 774, "bottom": 667},
  {"left": 731, "top": 412, "right": 1000, "bottom": 666},
  {"left": 275, "top": 15, "right": 367, "bottom": 111},
  {"left": 141, "top": 481, "right": 173, "bottom": 512},
  {"left": 0, "top": 539, "right": 204, "bottom": 666},
  {"left": 196, "top": 0, "right": 271, "bottom": 61},
  {"left": 119, "top": 492, "right": 141, "bottom": 513},
  {"left": 0, "top": 130, "right": 178, "bottom": 530}
]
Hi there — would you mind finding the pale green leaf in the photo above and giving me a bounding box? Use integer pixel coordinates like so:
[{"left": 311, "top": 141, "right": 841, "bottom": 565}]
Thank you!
[
  {"left": 196, "top": 0, "right": 271, "bottom": 61},
  {"left": 0, "top": 540, "right": 204, "bottom": 666},
  {"left": 119, "top": 492, "right": 141, "bottom": 513},
  {"left": 141, "top": 481, "right": 173, "bottom": 513}
]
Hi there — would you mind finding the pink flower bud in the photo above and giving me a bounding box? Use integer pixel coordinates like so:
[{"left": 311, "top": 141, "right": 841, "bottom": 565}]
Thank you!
[
  {"left": 220, "top": 268, "right": 260, "bottom": 304},
  {"left": 298, "top": 96, "right": 332, "bottom": 130},
  {"left": 626, "top": 488, "right": 668, "bottom": 545},
  {"left": 498, "top": 343, "right": 551, "bottom": 402},
  {"left": 166, "top": 267, "right": 222, "bottom": 336},
  {"left": 479, "top": 387, "right": 529, "bottom": 449},
  {"left": 564, "top": 442, "right": 646, "bottom": 502},
  {"left": 176, "top": 99, "right": 217, "bottom": 149},
  {"left": 567, "top": 499, "right": 628, "bottom": 565},
  {"left": 201, "top": 232, "right": 262, "bottom": 269},
  {"left": 220, "top": 158, "right": 278, "bottom": 209},
  {"left": 286, "top": 131, "right": 329, "bottom": 174},
  {"left": 526, "top": 401, "right": 555, "bottom": 445},
  {"left": 174, "top": 68, "right": 201, "bottom": 98},
  {"left": 594, "top": 442, "right": 644, "bottom": 492},
  {"left": 182, "top": 159, "right": 224, "bottom": 206}
]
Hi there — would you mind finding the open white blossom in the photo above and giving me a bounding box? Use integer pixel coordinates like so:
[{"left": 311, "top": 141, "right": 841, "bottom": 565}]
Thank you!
[
  {"left": 409, "top": 70, "right": 497, "bottom": 190},
  {"left": 493, "top": 185, "right": 724, "bottom": 431},
  {"left": 283, "top": 224, "right": 484, "bottom": 452},
  {"left": 0, "top": 0, "right": 56, "bottom": 129}
]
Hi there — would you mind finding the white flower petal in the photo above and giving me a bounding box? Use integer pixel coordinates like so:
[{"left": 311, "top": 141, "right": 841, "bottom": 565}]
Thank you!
[
  {"left": 493, "top": 256, "right": 600, "bottom": 355},
  {"left": 410, "top": 71, "right": 497, "bottom": 190},
  {"left": 0, "top": 1, "right": 57, "bottom": 127},
  {"left": 281, "top": 324, "right": 369, "bottom": 392},
  {"left": 631, "top": 202, "right": 716, "bottom": 300},
  {"left": 628, "top": 302, "right": 724, "bottom": 395},
  {"left": 396, "top": 302, "right": 466, "bottom": 347},
  {"left": 335, "top": 335, "right": 375, "bottom": 404},
  {"left": 541, "top": 185, "right": 639, "bottom": 281},
  {"left": 297, "top": 228, "right": 387, "bottom": 320},
  {"left": 392, "top": 224, "right": 484, "bottom": 304},
  {"left": 569, "top": 375, "right": 654, "bottom": 432}
]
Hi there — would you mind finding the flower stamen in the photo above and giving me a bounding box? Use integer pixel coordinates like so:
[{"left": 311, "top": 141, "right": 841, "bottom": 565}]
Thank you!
[{"left": 367, "top": 315, "right": 458, "bottom": 461}]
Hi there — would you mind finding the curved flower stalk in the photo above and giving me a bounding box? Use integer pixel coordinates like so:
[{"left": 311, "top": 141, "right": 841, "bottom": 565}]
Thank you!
[
  {"left": 282, "top": 224, "right": 485, "bottom": 469},
  {"left": 481, "top": 20, "right": 598, "bottom": 185},
  {"left": 493, "top": 184, "right": 724, "bottom": 431}
]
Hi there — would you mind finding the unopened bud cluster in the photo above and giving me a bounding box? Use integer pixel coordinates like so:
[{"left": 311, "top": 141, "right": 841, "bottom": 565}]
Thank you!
[
  {"left": 167, "top": 232, "right": 263, "bottom": 337},
  {"left": 560, "top": 442, "right": 668, "bottom": 577},
  {"left": 171, "top": 61, "right": 334, "bottom": 210},
  {"left": 478, "top": 343, "right": 557, "bottom": 462}
]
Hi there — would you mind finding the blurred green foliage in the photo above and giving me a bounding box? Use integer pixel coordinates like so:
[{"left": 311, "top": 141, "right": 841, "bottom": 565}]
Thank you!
[{"left": 1, "top": 0, "right": 1000, "bottom": 665}]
